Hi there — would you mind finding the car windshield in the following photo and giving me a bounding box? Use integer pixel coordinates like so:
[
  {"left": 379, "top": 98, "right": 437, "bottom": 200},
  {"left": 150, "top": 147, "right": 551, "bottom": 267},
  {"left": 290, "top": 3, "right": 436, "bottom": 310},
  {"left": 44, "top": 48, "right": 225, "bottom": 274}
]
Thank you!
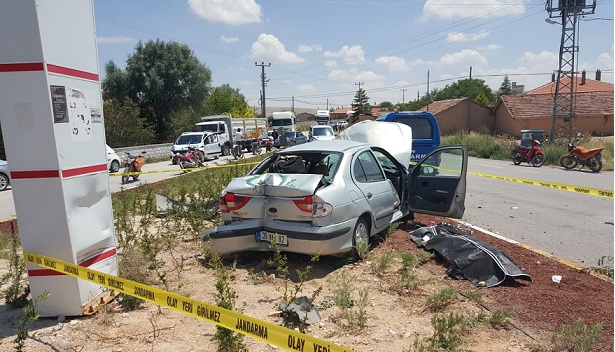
[
  {"left": 313, "top": 127, "right": 333, "bottom": 136},
  {"left": 176, "top": 135, "right": 202, "bottom": 144},
  {"left": 272, "top": 119, "right": 293, "bottom": 127},
  {"left": 284, "top": 131, "right": 298, "bottom": 138},
  {"left": 194, "top": 124, "right": 218, "bottom": 133}
]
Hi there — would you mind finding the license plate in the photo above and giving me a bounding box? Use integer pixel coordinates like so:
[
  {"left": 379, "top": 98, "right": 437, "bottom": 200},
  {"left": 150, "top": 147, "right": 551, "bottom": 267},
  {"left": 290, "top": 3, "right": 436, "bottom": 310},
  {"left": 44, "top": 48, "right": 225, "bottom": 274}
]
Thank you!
[{"left": 256, "top": 231, "right": 288, "bottom": 246}]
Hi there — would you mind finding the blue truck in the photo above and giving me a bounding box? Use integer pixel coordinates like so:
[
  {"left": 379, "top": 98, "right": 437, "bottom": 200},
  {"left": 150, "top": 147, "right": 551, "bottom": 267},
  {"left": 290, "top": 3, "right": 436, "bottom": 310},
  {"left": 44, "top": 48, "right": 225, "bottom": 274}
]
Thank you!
[{"left": 375, "top": 111, "right": 441, "bottom": 166}]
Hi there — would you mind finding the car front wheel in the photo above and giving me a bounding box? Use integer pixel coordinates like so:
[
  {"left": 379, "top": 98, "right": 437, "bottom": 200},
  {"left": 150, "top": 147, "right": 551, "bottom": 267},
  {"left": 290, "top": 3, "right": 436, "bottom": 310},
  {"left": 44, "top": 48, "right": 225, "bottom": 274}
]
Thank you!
[{"left": 352, "top": 217, "right": 370, "bottom": 260}]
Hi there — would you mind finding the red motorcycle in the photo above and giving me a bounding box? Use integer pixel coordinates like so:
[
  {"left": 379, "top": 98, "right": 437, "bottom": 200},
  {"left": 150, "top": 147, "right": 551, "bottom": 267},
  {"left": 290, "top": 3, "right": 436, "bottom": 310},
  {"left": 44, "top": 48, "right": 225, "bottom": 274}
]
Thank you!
[
  {"left": 175, "top": 145, "right": 205, "bottom": 169},
  {"left": 121, "top": 151, "right": 146, "bottom": 184},
  {"left": 560, "top": 138, "right": 605, "bottom": 173},
  {"left": 512, "top": 139, "right": 546, "bottom": 167}
]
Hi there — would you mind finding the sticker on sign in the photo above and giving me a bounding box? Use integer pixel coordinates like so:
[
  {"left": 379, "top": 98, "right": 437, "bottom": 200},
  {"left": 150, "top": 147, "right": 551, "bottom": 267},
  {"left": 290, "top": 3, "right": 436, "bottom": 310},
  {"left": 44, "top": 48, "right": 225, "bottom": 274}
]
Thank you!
[{"left": 256, "top": 231, "right": 288, "bottom": 246}]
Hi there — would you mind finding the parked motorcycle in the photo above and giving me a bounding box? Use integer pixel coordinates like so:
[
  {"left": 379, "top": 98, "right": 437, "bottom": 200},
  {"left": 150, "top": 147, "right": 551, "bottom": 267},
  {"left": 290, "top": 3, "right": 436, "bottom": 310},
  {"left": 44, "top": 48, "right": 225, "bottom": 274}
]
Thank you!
[
  {"left": 121, "top": 151, "right": 146, "bottom": 184},
  {"left": 265, "top": 137, "right": 274, "bottom": 152},
  {"left": 176, "top": 145, "right": 205, "bottom": 169},
  {"left": 512, "top": 139, "right": 546, "bottom": 167},
  {"left": 252, "top": 140, "right": 262, "bottom": 155},
  {"left": 560, "top": 137, "right": 605, "bottom": 172}
]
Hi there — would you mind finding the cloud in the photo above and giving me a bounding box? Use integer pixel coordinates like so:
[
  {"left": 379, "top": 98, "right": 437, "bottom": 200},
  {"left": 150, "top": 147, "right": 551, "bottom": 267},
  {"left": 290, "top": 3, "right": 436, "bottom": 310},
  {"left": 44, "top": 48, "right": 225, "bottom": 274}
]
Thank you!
[
  {"left": 251, "top": 33, "right": 305, "bottom": 64},
  {"left": 298, "top": 44, "right": 322, "bottom": 53},
  {"left": 475, "top": 44, "right": 502, "bottom": 52},
  {"left": 324, "top": 45, "right": 365, "bottom": 66},
  {"left": 297, "top": 84, "right": 317, "bottom": 93},
  {"left": 419, "top": 0, "right": 526, "bottom": 21},
  {"left": 374, "top": 56, "right": 409, "bottom": 72},
  {"left": 520, "top": 51, "right": 557, "bottom": 65},
  {"left": 188, "top": 0, "right": 261, "bottom": 25},
  {"left": 440, "top": 49, "right": 488, "bottom": 66},
  {"left": 221, "top": 35, "right": 239, "bottom": 43},
  {"left": 97, "top": 37, "right": 135, "bottom": 44},
  {"left": 446, "top": 31, "right": 490, "bottom": 43},
  {"left": 327, "top": 67, "right": 385, "bottom": 83},
  {"left": 325, "top": 60, "right": 338, "bottom": 69}
]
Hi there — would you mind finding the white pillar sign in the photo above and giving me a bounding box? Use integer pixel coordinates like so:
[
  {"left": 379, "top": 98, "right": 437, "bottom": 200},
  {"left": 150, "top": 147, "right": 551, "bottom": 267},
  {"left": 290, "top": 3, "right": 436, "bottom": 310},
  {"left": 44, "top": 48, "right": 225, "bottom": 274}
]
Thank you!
[{"left": 0, "top": 0, "right": 118, "bottom": 316}]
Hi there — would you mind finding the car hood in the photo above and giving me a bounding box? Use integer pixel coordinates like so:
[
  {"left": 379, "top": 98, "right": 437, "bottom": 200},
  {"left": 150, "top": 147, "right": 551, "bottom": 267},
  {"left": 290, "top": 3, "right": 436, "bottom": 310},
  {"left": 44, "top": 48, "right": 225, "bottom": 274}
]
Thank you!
[
  {"left": 338, "top": 120, "right": 412, "bottom": 166},
  {"left": 225, "top": 173, "right": 323, "bottom": 197}
]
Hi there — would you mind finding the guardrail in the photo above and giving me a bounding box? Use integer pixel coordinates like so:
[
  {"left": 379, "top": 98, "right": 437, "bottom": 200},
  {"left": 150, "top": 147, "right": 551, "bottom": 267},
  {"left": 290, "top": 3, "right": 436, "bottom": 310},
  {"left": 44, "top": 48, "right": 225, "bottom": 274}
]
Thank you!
[{"left": 113, "top": 143, "right": 173, "bottom": 160}]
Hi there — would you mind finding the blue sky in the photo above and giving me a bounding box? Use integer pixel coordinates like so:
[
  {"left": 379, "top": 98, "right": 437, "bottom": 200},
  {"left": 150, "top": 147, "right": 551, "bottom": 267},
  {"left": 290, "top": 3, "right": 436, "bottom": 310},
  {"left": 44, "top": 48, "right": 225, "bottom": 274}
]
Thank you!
[{"left": 93, "top": 0, "right": 614, "bottom": 110}]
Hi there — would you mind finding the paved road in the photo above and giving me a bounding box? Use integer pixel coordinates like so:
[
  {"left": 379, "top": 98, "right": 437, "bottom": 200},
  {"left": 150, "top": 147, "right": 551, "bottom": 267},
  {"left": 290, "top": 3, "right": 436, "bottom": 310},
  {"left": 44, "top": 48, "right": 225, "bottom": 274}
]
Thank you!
[
  {"left": 1, "top": 155, "right": 613, "bottom": 267},
  {"left": 463, "top": 158, "right": 613, "bottom": 267}
]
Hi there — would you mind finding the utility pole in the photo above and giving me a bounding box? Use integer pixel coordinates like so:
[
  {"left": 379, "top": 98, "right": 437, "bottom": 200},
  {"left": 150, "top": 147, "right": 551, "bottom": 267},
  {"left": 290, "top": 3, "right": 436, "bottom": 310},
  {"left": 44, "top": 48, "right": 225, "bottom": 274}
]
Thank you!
[
  {"left": 401, "top": 88, "right": 407, "bottom": 105},
  {"left": 355, "top": 82, "right": 364, "bottom": 113},
  {"left": 468, "top": 66, "right": 472, "bottom": 131},
  {"left": 545, "top": 0, "right": 596, "bottom": 142},
  {"left": 426, "top": 70, "right": 430, "bottom": 112},
  {"left": 255, "top": 62, "right": 271, "bottom": 119}
]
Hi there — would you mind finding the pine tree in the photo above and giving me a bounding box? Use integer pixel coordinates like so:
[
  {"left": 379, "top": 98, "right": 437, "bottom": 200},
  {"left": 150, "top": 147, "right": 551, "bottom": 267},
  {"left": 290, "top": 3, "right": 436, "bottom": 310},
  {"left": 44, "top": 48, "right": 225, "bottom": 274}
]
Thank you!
[
  {"left": 499, "top": 74, "right": 513, "bottom": 96},
  {"left": 351, "top": 88, "right": 371, "bottom": 115}
]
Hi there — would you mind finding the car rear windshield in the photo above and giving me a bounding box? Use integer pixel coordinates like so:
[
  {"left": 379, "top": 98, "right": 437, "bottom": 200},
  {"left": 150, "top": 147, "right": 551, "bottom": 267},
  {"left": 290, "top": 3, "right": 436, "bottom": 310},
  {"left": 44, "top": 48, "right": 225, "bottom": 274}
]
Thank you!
[{"left": 392, "top": 117, "right": 433, "bottom": 139}]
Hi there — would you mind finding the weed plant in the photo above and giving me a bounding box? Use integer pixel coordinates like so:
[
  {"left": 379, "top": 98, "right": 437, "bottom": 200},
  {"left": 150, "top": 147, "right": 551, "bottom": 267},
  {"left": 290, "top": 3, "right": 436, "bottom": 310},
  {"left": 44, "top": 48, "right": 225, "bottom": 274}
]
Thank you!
[
  {"left": 331, "top": 269, "right": 355, "bottom": 309},
  {"left": 267, "top": 241, "right": 322, "bottom": 331},
  {"left": 370, "top": 252, "right": 395, "bottom": 275},
  {"left": 425, "top": 288, "right": 458, "bottom": 312},
  {"left": 0, "top": 229, "right": 29, "bottom": 308},
  {"left": 14, "top": 291, "right": 49, "bottom": 352},
  {"left": 486, "top": 309, "right": 517, "bottom": 328},
  {"left": 329, "top": 270, "right": 370, "bottom": 332},
  {"left": 208, "top": 251, "right": 247, "bottom": 352},
  {"left": 551, "top": 318, "right": 602, "bottom": 352},
  {"left": 429, "top": 312, "right": 470, "bottom": 351},
  {"left": 461, "top": 290, "right": 484, "bottom": 306}
]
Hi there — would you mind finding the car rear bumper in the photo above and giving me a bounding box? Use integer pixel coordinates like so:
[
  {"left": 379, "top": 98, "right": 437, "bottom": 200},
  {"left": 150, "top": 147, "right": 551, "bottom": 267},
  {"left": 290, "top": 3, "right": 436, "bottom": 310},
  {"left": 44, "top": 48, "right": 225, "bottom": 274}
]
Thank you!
[{"left": 201, "top": 218, "right": 355, "bottom": 256}]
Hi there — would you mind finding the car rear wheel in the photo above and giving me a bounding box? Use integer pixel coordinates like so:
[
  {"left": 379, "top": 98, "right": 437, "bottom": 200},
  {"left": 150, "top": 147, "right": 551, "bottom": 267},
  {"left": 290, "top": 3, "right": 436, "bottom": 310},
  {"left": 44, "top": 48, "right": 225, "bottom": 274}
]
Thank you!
[
  {"left": 352, "top": 217, "right": 370, "bottom": 260},
  {"left": 0, "top": 173, "right": 9, "bottom": 191},
  {"left": 110, "top": 160, "right": 120, "bottom": 173}
]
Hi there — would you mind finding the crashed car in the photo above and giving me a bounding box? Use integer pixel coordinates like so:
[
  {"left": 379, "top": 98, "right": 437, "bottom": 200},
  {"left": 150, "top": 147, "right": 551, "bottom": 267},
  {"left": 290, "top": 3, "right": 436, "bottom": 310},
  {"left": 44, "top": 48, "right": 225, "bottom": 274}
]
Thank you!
[{"left": 201, "top": 120, "right": 468, "bottom": 257}]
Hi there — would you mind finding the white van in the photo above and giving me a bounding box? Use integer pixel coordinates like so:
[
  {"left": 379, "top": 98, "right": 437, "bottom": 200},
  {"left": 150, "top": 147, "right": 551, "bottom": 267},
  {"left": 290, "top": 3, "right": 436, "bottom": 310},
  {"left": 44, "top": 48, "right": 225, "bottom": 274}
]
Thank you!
[{"left": 170, "top": 132, "right": 222, "bottom": 163}]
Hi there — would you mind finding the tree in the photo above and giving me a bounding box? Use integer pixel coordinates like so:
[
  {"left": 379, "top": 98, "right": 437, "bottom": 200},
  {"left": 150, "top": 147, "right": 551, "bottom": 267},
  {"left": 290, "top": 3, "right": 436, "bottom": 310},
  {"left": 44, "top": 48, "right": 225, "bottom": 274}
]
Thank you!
[
  {"left": 101, "top": 61, "right": 129, "bottom": 103},
  {"left": 379, "top": 101, "right": 395, "bottom": 111},
  {"left": 103, "top": 99, "right": 155, "bottom": 147},
  {"left": 498, "top": 74, "right": 513, "bottom": 97},
  {"left": 351, "top": 88, "right": 371, "bottom": 115},
  {"left": 203, "top": 84, "right": 251, "bottom": 116},
  {"left": 431, "top": 78, "right": 495, "bottom": 106},
  {"left": 102, "top": 39, "right": 212, "bottom": 141}
]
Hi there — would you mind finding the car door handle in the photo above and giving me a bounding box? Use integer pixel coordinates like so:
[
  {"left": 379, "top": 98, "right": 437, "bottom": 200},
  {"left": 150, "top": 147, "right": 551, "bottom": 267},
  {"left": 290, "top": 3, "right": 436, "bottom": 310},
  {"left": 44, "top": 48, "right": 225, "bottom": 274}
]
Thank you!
[{"left": 366, "top": 192, "right": 373, "bottom": 199}]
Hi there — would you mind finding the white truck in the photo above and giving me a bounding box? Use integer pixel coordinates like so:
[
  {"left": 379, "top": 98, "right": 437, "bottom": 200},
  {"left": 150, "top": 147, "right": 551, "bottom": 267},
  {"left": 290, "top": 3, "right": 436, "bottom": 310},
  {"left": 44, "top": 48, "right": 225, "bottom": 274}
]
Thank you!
[
  {"left": 315, "top": 109, "right": 331, "bottom": 125},
  {"left": 193, "top": 115, "right": 268, "bottom": 155},
  {"left": 271, "top": 111, "right": 296, "bottom": 132}
]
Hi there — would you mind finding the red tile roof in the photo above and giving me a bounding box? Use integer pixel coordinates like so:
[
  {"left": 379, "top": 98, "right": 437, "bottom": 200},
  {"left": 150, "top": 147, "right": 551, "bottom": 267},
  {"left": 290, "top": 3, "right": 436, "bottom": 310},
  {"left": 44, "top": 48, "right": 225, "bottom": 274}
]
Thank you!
[
  {"left": 418, "top": 98, "right": 466, "bottom": 114},
  {"left": 527, "top": 77, "right": 614, "bottom": 94},
  {"left": 501, "top": 91, "right": 614, "bottom": 119}
]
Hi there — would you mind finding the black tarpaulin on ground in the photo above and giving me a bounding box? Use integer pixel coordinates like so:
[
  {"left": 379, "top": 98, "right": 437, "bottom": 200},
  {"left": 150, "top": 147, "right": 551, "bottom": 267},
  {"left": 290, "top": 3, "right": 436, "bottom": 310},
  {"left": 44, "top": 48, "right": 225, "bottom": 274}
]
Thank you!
[{"left": 410, "top": 223, "right": 532, "bottom": 288}]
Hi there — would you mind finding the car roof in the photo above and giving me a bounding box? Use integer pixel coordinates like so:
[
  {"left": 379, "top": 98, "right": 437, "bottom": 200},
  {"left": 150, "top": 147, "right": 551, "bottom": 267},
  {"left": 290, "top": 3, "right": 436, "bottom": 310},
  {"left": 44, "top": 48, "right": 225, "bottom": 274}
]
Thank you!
[
  {"left": 311, "top": 125, "right": 333, "bottom": 129},
  {"left": 180, "top": 131, "right": 206, "bottom": 136}
]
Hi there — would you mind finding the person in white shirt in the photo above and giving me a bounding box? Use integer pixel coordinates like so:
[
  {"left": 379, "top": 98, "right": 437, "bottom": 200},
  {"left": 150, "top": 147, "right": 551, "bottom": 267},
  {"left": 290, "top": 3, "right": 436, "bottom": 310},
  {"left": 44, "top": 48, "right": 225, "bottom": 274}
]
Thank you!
[{"left": 235, "top": 128, "right": 244, "bottom": 143}]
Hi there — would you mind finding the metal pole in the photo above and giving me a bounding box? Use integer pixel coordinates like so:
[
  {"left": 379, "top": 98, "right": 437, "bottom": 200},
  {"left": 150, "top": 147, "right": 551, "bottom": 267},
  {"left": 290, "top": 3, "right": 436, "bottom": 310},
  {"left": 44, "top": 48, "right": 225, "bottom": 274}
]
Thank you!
[{"left": 255, "top": 62, "right": 271, "bottom": 119}]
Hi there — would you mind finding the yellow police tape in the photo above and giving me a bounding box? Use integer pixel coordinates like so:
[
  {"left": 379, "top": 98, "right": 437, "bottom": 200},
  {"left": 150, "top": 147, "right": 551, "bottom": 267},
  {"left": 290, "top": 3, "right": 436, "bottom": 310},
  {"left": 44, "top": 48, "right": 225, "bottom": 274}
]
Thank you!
[
  {"left": 468, "top": 171, "right": 613, "bottom": 198},
  {"left": 23, "top": 251, "right": 354, "bottom": 352},
  {"left": 111, "top": 162, "right": 260, "bottom": 176}
]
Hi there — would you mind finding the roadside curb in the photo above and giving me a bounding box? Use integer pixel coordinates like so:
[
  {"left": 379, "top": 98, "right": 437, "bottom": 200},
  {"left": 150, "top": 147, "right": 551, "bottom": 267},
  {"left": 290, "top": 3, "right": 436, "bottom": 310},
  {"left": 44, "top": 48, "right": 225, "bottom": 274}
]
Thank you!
[{"left": 454, "top": 219, "right": 612, "bottom": 282}]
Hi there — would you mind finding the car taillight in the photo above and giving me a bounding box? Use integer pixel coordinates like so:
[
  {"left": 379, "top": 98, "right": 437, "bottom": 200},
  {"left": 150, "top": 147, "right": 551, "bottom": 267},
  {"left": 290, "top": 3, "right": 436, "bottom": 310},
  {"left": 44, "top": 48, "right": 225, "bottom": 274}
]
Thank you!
[
  {"left": 220, "top": 193, "right": 251, "bottom": 213},
  {"left": 293, "top": 196, "right": 332, "bottom": 217},
  {"left": 293, "top": 196, "right": 313, "bottom": 213}
]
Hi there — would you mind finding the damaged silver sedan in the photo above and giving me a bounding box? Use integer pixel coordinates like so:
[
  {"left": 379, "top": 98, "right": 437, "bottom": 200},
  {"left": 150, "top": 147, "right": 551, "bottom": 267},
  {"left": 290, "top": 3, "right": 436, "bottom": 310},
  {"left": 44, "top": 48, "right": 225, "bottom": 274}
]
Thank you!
[{"left": 201, "top": 121, "right": 468, "bottom": 257}]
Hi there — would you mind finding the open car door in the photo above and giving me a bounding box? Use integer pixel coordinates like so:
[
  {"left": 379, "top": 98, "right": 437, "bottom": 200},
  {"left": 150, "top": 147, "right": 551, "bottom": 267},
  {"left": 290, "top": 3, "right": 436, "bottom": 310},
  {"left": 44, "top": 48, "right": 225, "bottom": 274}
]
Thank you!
[{"left": 406, "top": 145, "right": 468, "bottom": 218}]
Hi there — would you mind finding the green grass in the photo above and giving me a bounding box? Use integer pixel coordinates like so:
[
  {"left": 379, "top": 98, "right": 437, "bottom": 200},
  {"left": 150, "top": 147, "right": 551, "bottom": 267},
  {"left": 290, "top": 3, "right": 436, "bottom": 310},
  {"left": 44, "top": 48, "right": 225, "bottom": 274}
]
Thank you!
[{"left": 442, "top": 132, "right": 613, "bottom": 171}]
